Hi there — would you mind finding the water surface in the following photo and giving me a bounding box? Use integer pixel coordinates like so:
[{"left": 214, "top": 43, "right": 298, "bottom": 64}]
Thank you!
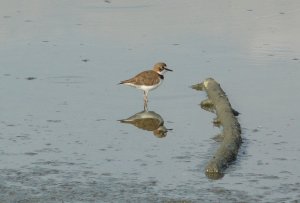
[{"left": 1, "top": 0, "right": 300, "bottom": 202}]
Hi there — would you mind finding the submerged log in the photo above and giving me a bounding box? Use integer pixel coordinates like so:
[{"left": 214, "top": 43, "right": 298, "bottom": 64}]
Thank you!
[{"left": 192, "top": 78, "right": 242, "bottom": 179}]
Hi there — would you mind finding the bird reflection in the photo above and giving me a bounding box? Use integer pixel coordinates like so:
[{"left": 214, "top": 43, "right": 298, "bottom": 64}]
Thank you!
[{"left": 119, "top": 110, "right": 170, "bottom": 138}]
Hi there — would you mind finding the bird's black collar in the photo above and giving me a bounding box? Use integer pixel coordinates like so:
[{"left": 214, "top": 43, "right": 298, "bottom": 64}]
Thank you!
[{"left": 158, "top": 74, "right": 164, "bottom": 79}]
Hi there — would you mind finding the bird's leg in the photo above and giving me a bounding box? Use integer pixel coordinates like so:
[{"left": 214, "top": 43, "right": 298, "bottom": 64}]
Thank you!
[{"left": 143, "top": 91, "right": 148, "bottom": 103}]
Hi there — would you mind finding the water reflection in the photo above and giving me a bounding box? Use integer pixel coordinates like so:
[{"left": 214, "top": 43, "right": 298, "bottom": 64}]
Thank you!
[{"left": 119, "top": 110, "right": 170, "bottom": 138}]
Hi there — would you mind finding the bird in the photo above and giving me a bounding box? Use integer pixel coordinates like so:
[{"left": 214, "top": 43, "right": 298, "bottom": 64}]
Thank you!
[{"left": 119, "top": 62, "right": 172, "bottom": 103}]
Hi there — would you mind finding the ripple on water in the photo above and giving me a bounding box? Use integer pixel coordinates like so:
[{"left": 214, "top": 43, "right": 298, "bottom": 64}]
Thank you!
[{"left": 46, "top": 76, "right": 89, "bottom": 84}]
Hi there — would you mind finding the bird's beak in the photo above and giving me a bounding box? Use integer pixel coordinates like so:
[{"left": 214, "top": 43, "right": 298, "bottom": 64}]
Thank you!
[{"left": 164, "top": 67, "right": 173, "bottom": 72}]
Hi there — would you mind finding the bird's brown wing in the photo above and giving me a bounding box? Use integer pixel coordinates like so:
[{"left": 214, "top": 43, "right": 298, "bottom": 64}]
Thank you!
[{"left": 120, "top": 70, "right": 160, "bottom": 86}]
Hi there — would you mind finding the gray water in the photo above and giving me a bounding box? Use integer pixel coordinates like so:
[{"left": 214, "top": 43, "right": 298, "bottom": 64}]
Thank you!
[{"left": 1, "top": 0, "right": 300, "bottom": 202}]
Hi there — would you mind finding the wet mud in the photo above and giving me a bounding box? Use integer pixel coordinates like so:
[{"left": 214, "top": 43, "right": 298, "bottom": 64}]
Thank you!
[{"left": 1, "top": 0, "right": 300, "bottom": 202}]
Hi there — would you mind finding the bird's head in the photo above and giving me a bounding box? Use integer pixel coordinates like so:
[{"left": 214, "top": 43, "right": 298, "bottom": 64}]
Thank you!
[{"left": 153, "top": 62, "right": 173, "bottom": 75}]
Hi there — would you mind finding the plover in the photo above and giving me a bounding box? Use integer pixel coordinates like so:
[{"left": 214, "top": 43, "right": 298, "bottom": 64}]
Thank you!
[{"left": 119, "top": 62, "right": 172, "bottom": 103}]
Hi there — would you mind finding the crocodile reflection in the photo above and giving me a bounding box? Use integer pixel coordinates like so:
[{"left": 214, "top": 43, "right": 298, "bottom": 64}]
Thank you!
[{"left": 119, "top": 110, "right": 170, "bottom": 138}]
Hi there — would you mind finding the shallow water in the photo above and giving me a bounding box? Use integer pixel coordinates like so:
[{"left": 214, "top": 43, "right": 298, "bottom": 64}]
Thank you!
[{"left": 1, "top": 0, "right": 300, "bottom": 202}]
